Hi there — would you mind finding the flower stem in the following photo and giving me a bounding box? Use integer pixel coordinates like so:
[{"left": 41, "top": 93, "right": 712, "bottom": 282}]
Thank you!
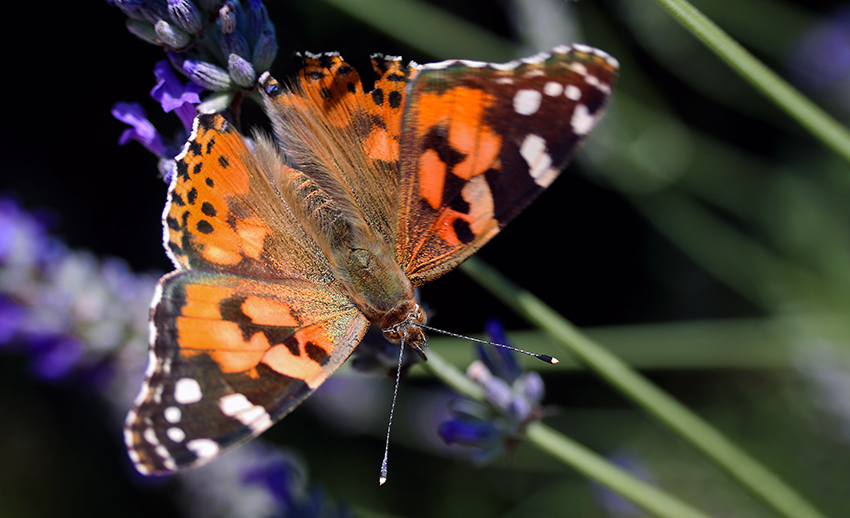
[
  {"left": 421, "top": 350, "right": 712, "bottom": 518},
  {"left": 459, "top": 256, "right": 828, "bottom": 518},
  {"left": 648, "top": 0, "right": 850, "bottom": 165}
]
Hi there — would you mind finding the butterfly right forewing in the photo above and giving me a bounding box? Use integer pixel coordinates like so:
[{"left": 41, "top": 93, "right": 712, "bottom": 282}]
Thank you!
[{"left": 396, "top": 45, "right": 619, "bottom": 286}]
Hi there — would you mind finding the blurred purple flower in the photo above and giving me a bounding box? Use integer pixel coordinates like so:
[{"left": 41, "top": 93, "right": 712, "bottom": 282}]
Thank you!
[
  {"left": 0, "top": 197, "right": 156, "bottom": 387},
  {"left": 788, "top": 8, "right": 850, "bottom": 109},
  {"left": 178, "top": 442, "right": 350, "bottom": 518},
  {"left": 438, "top": 320, "right": 548, "bottom": 463},
  {"left": 2, "top": 196, "right": 351, "bottom": 515}
]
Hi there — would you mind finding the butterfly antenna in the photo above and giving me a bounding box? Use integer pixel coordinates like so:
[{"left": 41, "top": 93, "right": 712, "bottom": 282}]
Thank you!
[
  {"left": 379, "top": 335, "right": 406, "bottom": 485},
  {"left": 419, "top": 324, "right": 559, "bottom": 364}
]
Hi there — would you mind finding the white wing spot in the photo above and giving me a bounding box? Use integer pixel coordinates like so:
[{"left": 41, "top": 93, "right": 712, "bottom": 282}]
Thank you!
[
  {"left": 174, "top": 378, "right": 202, "bottom": 404},
  {"left": 513, "top": 89, "right": 542, "bottom": 115},
  {"left": 519, "top": 134, "right": 557, "bottom": 187},
  {"left": 544, "top": 82, "right": 563, "bottom": 97},
  {"left": 220, "top": 393, "right": 252, "bottom": 415},
  {"left": 219, "top": 393, "right": 273, "bottom": 432},
  {"left": 571, "top": 104, "right": 596, "bottom": 136},
  {"left": 565, "top": 85, "right": 582, "bottom": 101},
  {"left": 164, "top": 406, "right": 182, "bottom": 423},
  {"left": 569, "top": 62, "right": 588, "bottom": 76},
  {"left": 143, "top": 427, "right": 159, "bottom": 446},
  {"left": 186, "top": 438, "right": 220, "bottom": 459},
  {"left": 167, "top": 427, "right": 186, "bottom": 443}
]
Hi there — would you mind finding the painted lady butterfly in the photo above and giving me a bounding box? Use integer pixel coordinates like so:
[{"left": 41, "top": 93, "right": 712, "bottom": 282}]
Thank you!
[{"left": 125, "top": 44, "right": 618, "bottom": 476}]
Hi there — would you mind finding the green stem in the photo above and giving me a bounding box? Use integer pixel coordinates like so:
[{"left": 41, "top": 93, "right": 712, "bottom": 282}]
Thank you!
[
  {"left": 421, "top": 351, "right": 712, "bottom": 518},
  {"left": 459, "top": 256, "right": 829, "bottom": 518},
  {"left": 649, "top": 0, "right": 850, "bottom": 164}
]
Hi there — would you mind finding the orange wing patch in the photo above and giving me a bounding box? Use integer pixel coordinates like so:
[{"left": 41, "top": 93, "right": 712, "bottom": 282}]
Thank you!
[
  {"left": 161, "top": 271, "right": 366, "bottom": 382},
  {"left": 167, "top": 114, "right": 272, "bottom": 270},
  {"left": 166, "top": 113, "right": 332, "bottom": 282}
]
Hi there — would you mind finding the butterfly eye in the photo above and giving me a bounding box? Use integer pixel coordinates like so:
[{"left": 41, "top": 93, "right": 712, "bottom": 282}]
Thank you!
[
  {"left": 382, "top": 328, "right": 402, "bottom": 343},
  {"left": 413, "top": 304, "right": 426, "bottom": 325}
]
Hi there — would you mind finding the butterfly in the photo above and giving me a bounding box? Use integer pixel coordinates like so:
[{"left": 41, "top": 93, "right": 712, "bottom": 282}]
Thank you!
[{"left": 124, "top": 44, "right": 618, "bottom": 475}]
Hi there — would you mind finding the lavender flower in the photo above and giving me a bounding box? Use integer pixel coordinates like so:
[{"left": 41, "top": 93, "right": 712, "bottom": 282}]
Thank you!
[
  {"left": 108, "top": 0, "right": 279, "bottom": 98},
  {"left": 151, "top": 60, "right": 204, "bottom": 131},
  {"left": 438, "top": 320, "right": 547, "bottom": 462},
  {"left": 2, "top": 198, "right": 349, "bottom": 516},
  {"left": 0, "top": 197, "right": 156, "bottom": 395},
  {"left": 112, "top": 60, "right": 203, "bottom": 181},
  {"left": 112, "top": 102, "right": 170, "bottom": 155}
]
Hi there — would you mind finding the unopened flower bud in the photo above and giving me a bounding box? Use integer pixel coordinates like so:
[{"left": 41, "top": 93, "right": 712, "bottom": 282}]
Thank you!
[
  {"left": 155, "top": 20, "right": 192, "bottom": 49},
  {"left": 228, "top": 54, "right": 257, "bottom": 87},
  {"left": 168, "top": 0, "right": 203, "bottom": 36},
  {"left": 182, "top": 59, "right": 233, "bottom": 91}
]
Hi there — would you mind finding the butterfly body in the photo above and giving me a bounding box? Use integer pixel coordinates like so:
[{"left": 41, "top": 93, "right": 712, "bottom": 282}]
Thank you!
[{"left": 125, "top": 45, "right": 618, "bottom": 475}]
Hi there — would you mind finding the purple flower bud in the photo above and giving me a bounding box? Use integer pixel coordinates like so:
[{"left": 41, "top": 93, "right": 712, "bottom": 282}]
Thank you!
[
  {"left": 155, "top": 19, "right": 192, "bottom": 49},
  {"left": 484, "top": 377, "right": 513, "bottom": 413},
  {"left": 182, "top": 59, "right": 233, "bottom": 91},
  {"left": 480, "top": 319, "right": 522, "bottom": 383},
  {"left": 507, "top": 395, "right": 532, "bottom": 423},
  {"left": 228, "top": 54, "right": 257, "bottom": 87},
  {"left": 438, "top": 418, "right": 501, "bottom": 446},
  {"left": 111, "top": 102, "right": 169, "bottom": 156},
  {"left": 221, "top": 30, "right": 250, "bottom": 59},
  {"left": 245, "top": 0, "right": 270, "bottom": 43},
  {"left": 516, "top": 371, "right": 545, "bottom": 402},
  {"left": 219, "top": 1, "right": 237, "bottom": 34},
  {"left": 167, "top": 0, "right": 203, "bottom": 36},
  {"left": 252, "top": 29, "right": 277, "bottom": 73}
]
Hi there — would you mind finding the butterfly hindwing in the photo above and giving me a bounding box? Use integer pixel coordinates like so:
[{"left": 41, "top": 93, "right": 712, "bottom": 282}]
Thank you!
[
  {"left": 396, "top": 45, "right": 618, "bottom": 285},
  {"left": 126, "top": 269, "right": 369, "bottom": 475}
]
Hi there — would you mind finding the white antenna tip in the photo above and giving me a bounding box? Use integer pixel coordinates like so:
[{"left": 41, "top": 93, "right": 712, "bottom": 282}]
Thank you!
[
  {"left": 379, "top": 476, "right": 387, "bottom": 486},
  {"left": 550, "top": 357, "right": 559, "bottom": 364}
]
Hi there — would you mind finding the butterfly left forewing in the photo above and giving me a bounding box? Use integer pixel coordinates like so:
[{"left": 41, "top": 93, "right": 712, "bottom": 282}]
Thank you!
[
  {"left": 396, "top": 45, "right": 618, "bottom": 285},
  {"left": 260, "top": 53, "right": 415, "bottom": 245},
  {"left": 127, "top": 269, "right": 369, "bottom": 475}
]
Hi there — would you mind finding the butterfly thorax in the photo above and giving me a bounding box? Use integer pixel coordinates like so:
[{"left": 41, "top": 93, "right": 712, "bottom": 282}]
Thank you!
[
  {"left": 282, "top": 148, "right": 426, "bottom": 348},
  {"left": 331, "top": 224, "right": 427, "bottom": 350}
]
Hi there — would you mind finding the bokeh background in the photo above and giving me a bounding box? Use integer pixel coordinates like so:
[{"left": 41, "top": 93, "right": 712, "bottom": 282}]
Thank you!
[{"left": 3, "top": 0, "right": 850, "bottom": 517}]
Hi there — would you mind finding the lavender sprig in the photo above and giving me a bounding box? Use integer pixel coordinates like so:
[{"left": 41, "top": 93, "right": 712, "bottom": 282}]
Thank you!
[
  {"left": 437, "top": 320, "right": 548, "bottom": 463},
  {"left": 108, "top": 0, "right": 278, "bottom": 96}
]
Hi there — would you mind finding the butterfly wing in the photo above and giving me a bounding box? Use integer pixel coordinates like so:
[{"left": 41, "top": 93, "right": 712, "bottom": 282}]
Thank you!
[
  {"left": 127, "top": 113, "right": 370, "bottom": 474},
  {"left": 165, "top": 113, "right": 332, "bottom": 282},
  {"left": 127, "top": 270, "right": 368, "bottom": 475},
  {"left": 396, "top": 45, "right": 619, "bottom": 285},
  {"left": 260, "top": 52, "right": 418, "bottom": 246}
]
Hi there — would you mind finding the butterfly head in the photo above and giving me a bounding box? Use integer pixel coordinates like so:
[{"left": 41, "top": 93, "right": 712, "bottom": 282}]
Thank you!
[{"left": 381, "top": 302, "right": 427, "bottom": 357}]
